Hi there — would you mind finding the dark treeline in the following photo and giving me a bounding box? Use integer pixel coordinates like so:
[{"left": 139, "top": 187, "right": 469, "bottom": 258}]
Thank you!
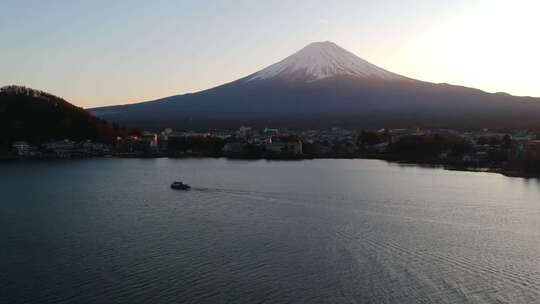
[
  {"left": 0, "top": 86, "right": 137, "bottom": 147},
  {"left": 168, "top": 136, "right": 226, "bottom": 154}
]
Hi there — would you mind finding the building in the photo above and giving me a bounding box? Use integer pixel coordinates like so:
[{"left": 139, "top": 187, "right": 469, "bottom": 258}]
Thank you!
[
  {"left": 158, "top": 133, "right": 169, "bottom": 152},
  {"left": 81, "top": 140, "right": 111, "bottom": 156},
  {"left": 12, "top": 141, "right": 38, "bottom": 157},
  {"left": 42, "top": 140, "right": 77, "bottom": 157},
  {"left": 209, "top": 129, "right": 233, "bottom": 139},
  {"left": 115, "top": 136, "right": 157, "bottom": 155},
  {"left": 42, "top": 139, "right": 76, "bottom": 151},
  {"left": 522, "top": 140, "right": 540, "bottom": 161},
  {"left": 141, "top": 132, "right": 159, "bottom": 153},
  {"left": 236, "top": 126, "right": 252, "bottom": 138},
  {"left": 263, "top": 128, "right": 279, "bottom": 136}
]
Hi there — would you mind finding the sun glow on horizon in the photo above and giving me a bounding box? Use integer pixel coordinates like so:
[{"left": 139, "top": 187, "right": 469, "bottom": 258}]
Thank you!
[{"left": 380, "top": 0, "right": 540, "bottom": 97}]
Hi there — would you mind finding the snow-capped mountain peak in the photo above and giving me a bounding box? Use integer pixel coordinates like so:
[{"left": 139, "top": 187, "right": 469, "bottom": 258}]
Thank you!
[{"left": 247, "top": 41, "right": 404, "bottom": 82}]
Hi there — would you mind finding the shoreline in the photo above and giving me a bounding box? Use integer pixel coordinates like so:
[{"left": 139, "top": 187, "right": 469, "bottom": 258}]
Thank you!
[{"left": 2, "top": 153, "right": 539, "bottom": 179}]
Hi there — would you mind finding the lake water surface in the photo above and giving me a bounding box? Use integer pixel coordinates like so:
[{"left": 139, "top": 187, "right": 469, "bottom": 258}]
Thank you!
[{"left": 2, "top": 158, "right": 540, "bottom": 303}]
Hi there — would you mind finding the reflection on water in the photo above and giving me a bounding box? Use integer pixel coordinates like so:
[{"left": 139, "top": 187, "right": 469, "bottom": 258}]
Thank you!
[{"left": 2, "top": 158, "right": 540, "bottom": 303}]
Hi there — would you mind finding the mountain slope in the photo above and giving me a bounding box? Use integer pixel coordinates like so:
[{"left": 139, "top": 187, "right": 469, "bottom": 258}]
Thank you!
[
  {"left": 0, "top": 85, "right": 132, "bottom": 145},
  {"left": 91, "top": 41, "right": 540, "bottom": 130}
]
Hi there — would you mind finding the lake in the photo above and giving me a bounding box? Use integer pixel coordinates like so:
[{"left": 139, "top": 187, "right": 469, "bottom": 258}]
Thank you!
[{"left": 2, "top": 158, "right": 540, "bottom": 303}]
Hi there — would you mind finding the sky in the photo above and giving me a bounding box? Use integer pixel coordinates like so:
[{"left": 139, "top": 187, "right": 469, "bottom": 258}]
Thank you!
[{"left": 1, "top": 0, "right": 539, "bottom": 108}]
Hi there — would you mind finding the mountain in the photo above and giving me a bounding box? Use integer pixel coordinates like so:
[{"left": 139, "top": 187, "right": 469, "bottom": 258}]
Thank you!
[
  {"left": 0, "top": 85, "right": 132, "bottom": 145},
  {"left": 91, "top": 41, "right": 540, "bottom": 130}
]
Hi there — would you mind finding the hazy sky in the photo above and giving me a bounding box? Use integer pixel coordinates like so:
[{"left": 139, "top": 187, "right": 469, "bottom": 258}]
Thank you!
[{"left": 1, "top": 0, "right": 539, "bottom": 108}]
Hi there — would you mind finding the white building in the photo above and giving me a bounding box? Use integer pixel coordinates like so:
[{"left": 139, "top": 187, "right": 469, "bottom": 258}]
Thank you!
[{"left": 12, "top": 141, "right": 35, "bottom": 156}]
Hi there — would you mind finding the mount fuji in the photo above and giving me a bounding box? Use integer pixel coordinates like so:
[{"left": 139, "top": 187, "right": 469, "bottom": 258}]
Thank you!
[{"left": 91, "top": 41, "right": 540, "bottom": 130}]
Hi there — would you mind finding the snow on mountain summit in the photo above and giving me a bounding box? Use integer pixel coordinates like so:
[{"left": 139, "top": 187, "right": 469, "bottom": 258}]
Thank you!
[{"left": 248, "top": 41, "right": 404, "bottom": 82}]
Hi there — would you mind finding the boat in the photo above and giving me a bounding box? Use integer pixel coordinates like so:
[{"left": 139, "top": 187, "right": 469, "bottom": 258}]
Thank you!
[{"left": 171, "top": 181, "right": 191, "bottom": 190}]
